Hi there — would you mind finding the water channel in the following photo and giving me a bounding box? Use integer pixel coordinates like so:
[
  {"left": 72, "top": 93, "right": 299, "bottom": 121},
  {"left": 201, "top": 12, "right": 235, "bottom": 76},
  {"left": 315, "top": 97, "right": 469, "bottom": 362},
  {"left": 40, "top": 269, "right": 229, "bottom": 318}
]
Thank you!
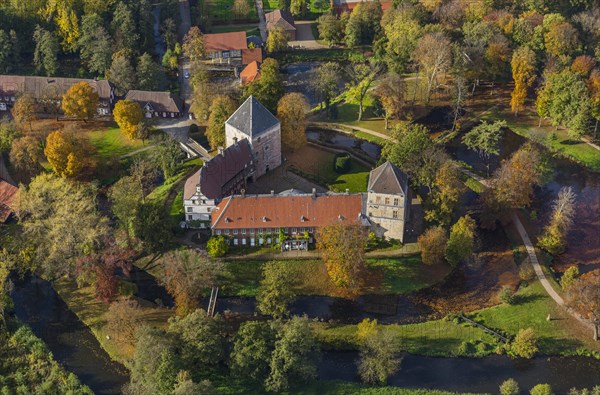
[{"left": 8, "top": 126, "right": 600, "bottom": 394}]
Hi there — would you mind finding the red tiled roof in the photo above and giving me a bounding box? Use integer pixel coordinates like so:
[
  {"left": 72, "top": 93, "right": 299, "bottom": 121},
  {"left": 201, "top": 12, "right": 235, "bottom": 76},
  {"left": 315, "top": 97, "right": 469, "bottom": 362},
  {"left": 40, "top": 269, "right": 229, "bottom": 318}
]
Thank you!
[
  {"left": 240, "top": 61, "right": 261, "bottom": 84},
  {"left": 0, "top": 179, "right": 18, "bottom": 223},
  {"left": 212, "top": 193, "right": 363, "bottom": 229},
  {"left": 204, "top": 32, "right": 247, "bottom": 52},
  {"left": 242, "top": 48, "right": 263, "bottom": 65}
]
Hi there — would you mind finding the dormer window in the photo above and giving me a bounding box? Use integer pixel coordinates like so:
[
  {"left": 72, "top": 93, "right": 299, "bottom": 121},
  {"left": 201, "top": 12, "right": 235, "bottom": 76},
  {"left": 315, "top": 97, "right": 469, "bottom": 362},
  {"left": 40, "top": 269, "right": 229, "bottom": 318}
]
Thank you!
[
  {"left": 300, "top": 216, "right": 307, "bottom": 222},
  {"left": 225, "top": 217, "right": 231, "bottom": 223},
  {"left": 338, "top": 215, "right": 345, "bottom": 221},
  {"left": 262, "top": 216, "right": 267, "bottom": 222}
]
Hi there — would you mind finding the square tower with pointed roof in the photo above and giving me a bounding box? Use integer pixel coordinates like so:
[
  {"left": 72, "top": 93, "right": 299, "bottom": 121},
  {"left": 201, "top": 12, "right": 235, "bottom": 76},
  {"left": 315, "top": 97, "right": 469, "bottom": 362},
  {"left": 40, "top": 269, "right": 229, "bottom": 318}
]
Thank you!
[
  {"left": 366, "top": 161, "right": 410, "bottom": 242},
  {"left": 225, "top": 95, "right": 282, "bottom": 178}
]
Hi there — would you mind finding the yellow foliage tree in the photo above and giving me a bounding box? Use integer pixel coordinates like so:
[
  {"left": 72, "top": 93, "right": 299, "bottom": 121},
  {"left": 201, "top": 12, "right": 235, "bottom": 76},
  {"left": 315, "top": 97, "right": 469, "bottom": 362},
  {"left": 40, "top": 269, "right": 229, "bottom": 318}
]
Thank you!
[
  {"left": 113, "top": 99, "right": 144, "bottom": 140},
  {"left": 317, "top": 222, "right": 368, "bottom": 292},
  {"left": 61, "top": 81, "right": 99, "bottom": 121},
  {"left": 510, "top": 46, "right": 536, "bottom": 116},
  {"left": 56, "top": 7, "right": 79, "bottom": 52},
  {"left": 44, "top": 130, "right": 96, "bottom": 178},
  {"left": 277, "top": 93, "right": 309, "bottom": 152}
]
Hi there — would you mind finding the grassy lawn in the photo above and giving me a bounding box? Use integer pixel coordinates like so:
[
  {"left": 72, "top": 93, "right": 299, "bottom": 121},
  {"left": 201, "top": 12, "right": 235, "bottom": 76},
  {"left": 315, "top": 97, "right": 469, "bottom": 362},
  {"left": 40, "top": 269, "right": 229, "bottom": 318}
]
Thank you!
[
  {"left": 482, "top": 106, "right": 600, "bottom": 172},
  {"left": 86, "top": 127, "right": 146, "bottom": 158},
  {"left": 315, "top": 279, "right": 600, "bottom": 357},
  {"left": 462, "top": 174, "right": 486, "bottom": 194},
  {"left": 208, "top": 24, "right": 260, "bottom": 37},
  {"left": 274, "top": 48, "right": 365, "bottom": 64},
  {"left": 287, "top": 145, "right": 371, "bottom": 192},
  {"left": 53, "top": 277, "right": 173, "bottom": 366},
  {"left": 169, "top": 190, "right": 184, "bottom": 223},
  {"left": 203, "top": 0, "right": 258, "bottom": 21},
  {"left": 219, "top": 256, "right": 440, "bottom": 297},
  {"left": 147, "top": 158, "right": 203, "bottom": 207}
]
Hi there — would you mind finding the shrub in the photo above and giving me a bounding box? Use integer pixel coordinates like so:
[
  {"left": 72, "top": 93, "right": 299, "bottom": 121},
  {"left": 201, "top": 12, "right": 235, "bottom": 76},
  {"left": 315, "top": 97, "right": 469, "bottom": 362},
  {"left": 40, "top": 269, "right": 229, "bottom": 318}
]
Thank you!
[
  {"left": 333, "top": 153, "right": 351, "bottom": 174},
  {"left": 530, "top": 384, "right": 554, "bottom": 395},
  {"left": 207, "top": 236, "right": 229, "bottom": 257},
  {"left": 458, "top": 341, "right": 475, "bottom": 356},
  {"left": 511, "top": 328, "right": 538, "bottom": 359},
  {"left": 500, "top": 378, "right": 520, "bottom": 395},
  {"left": 499, "top": 286, "right": 515, "bottom": 304},
  {"left": 560, "top": 265, "right": 579, "bottom": 289},
  {"left": 357, "top": 318, "right": 378, "bottom": 341}
]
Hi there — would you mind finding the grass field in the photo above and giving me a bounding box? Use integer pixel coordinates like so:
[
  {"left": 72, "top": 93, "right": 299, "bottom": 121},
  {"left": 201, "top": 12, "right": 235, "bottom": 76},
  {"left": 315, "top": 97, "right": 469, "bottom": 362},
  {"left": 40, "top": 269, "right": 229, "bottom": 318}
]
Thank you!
[
  {"left": 314, "top": 279, "right": 600, "bottom": 357},
  {"left": 287, "top": 145, "right": 371, "bottom": 192},
  {"left": 87, "top": 127, "right": 146, "bottom": 158},
  {"left": 202, "top": 0, "right": 258, "bottom": 22},
  {"left": 208, "top": 24, "right": 260, "bottom": 37},
  {"left": 218, "top": 256, "right": 442, "bottom": 297},
  {"left": 147, "top": 158, "right": 203, "bottom": 207}
]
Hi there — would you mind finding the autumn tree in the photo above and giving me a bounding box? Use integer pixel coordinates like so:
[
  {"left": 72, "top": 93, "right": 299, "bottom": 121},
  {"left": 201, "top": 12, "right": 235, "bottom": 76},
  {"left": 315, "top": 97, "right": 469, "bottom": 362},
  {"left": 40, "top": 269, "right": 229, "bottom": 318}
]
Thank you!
[
  {"left": 10, "top": 136, "right": 43, "bottom": 180},
  {"left": 544, "top": 22, "right": 579, "bottom": 59},
  {"left": 499, "top": 378, "right": 520, "bottom": 395},
  {"left": 0, "top": 119, "right": 19, "bottom": 154},
  {"left": 530, "top": 384, "right": 554, "bottom": 395},
  {"left": 18, "top": 173, "right": 109, "bottom": 277},
  {"left": 277, "top": 93, "right": 309, "bottom": 151},
  {"left": 571, "top": 55, "right": 596, "bottom": 77},
  {"left": 114, "top": 100, "right": 144, "bottom": 140},
  {"left": 536, "top": 70, "right": 591, "bottom": 140},
  {"left": 381, "top": 7, "right": 422, "bottom": 74},
  {"left": 537, "top": 186, "right": 576, "bottom": 255},
  {"left": 44, "top": 130, "right": 96, "bottom": 178},
  {"left": 11, "top": 94, "right": 37, "bottom": 131},
  {"left": 61, "top": 81, "right": 99, "bottom": 121},
  {"left": 374, "top": 72, "right": 405, "bottom": 129},
  {"left": 265, "top": 316, "right": 321, "bottom": 392},
  {"left": 511, "top": 328, "right": 538, "bottom": 358},
  {"left": 358, "top": 331, "right": 400, "bottom": 385},
  {"left": 243, "top": 58, "right": 284, "bottom": 113},
  {"left": 425, "top": 161, "right": 466, "bottom": 225},
  {"left": 566, "top": 270, "right": 600, "bottom": 340},
  {"left": 418, "top": 227, "right": 448, "bottom": 266},
  {"left": 445, "top": 215, "right": 476, "bottom": 267},
  {"left": 462, "top": 120, "right": 506, "bottom": 176},
  {"left": 233, "top": 0, "right": 251, "bottom": 19},
  {"left": 206, "top": 95, "right": 237, "bottom": 149},
  {"left": 290, "top": 0, "right": 307, "bottom": 17},
  {"left": 414, "top": 33, "right": 452, "bottom": 105},
  {"left": 345, "top": 61, "right": 382, "bottom": 121},
  {"left": 311, "top": 62, "right": 341, "bottom": 114},
  {"left": 160, "top": 249, "right": 223, "bottom": 316},
  {"left": 256, "top": 261, "right": 298, "bottom": 319},
  {"left": 317, "top": 222, "right": 368, "bottom": 291},
  {"left": 109, "top": 175, "right": 144, "bottom": 236},
  {"left": 108, "top": 54, "right": 136, "bottom": 96},
  {"left": 344, "top": 1, "right": 382, "bottom": 47},
  {"left": 182, "top": 26, "right": 205, "bottom": 63},
  {"left": 106, "top": 298, "right": 142, "bottom": 343},
  {"left": 189, "top": 62, "right": 212, "bottom": 120},
  {"left": 589, "top": 69, "right": 600, "bottom": 138},
  {"left": 266, "top": 26, "right": 289, "bottom": 53},
  {"left": 510, "top": 46, "right": 537, "bottom": 116}
]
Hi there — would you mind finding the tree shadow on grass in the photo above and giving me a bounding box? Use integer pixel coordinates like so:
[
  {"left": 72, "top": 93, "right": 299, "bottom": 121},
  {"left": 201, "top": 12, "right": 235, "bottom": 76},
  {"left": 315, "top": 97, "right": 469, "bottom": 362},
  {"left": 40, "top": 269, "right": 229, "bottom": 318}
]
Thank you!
[{"left": 560, "top": 139, "right": 583, "bottom": 146}]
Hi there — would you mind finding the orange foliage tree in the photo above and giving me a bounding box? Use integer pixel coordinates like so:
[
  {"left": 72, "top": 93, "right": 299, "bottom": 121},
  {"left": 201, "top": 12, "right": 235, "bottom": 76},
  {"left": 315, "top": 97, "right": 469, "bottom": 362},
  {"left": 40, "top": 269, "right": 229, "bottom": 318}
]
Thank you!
[
  {"left": 44, "top": 130, "right": 96, "bottom": 178},
  {"left": 565, "top": 270, "right": 600, "bottom": 341},
  {"left": 61, "top": 81, "right": 99, "bottom": 121},
  {"left": 510, "top": 46, "right": 536, "bottom": 116}
]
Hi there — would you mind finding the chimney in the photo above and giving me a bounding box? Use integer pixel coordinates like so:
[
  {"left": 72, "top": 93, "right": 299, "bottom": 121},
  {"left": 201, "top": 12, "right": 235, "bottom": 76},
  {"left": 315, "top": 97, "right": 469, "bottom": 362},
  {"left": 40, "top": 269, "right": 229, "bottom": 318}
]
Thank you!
[
  {"left": 345, "top": 189, "right": 349, "bottom": 195},
  {"left": 312, "top": 188, "right": 316, "bottom": 198},
  {"left": 217, "top": 146, "right": 224, "bottom": 155},
  {"left": 271, "top": 190, "right": 275, "bottom": 196},
  {"left": 241, "top": 189, "right": 246, "bottom": 198}
]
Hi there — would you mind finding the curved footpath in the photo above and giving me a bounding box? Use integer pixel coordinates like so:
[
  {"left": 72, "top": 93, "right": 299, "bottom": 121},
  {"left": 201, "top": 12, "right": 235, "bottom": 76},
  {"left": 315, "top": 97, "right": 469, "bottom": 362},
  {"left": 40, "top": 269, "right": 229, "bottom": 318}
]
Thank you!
[{"left": 317, "top": 121, "right": 594, "bottom": 331}]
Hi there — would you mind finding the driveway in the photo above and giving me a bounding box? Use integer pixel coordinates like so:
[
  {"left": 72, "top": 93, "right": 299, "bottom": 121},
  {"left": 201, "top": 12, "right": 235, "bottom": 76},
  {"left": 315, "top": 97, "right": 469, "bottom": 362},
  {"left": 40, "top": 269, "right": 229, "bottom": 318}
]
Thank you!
[{"left": 288, "top": 21, "right": 328, "bottom": 49}]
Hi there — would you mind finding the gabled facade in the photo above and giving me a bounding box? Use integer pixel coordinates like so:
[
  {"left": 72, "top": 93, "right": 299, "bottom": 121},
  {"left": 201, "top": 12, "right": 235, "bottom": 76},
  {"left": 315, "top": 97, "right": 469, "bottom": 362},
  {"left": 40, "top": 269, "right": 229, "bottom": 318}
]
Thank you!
[
  {"left": 124, "top": 90, "right": 184, "bottom": 118},
  {"left": 225, "top": 96, "right": 281, "bottom": 178},
  {"left": 204, "top": 32, "right": 248, "bottom": 64},
  {"left": 183, "top": 139, "right": 255, "bottom": 227},
  {"left": 265, "top": 10, "right": 297, "bottom": 41},
  {"left": 366, "top": 161, "right": 409, "bottom": 242},
  {"left": 0, "top": 75, "right": 114, "bottom": 115}
]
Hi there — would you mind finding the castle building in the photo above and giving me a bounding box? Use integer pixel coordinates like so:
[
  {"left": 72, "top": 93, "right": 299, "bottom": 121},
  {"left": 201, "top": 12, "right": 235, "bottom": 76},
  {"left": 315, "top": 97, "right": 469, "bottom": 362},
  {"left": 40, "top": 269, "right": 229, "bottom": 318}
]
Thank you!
[
  {"left": 225, "top": 95, "right": 281, "bottom": 178},
  {"left": 366, "top": 161, "right": 410, "bottom": 242}
]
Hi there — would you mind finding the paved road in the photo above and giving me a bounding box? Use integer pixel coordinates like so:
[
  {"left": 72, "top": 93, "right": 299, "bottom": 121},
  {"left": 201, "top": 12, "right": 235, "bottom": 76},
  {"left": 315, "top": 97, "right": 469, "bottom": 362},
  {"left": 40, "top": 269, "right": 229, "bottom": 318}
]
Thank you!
[
  {"left": 178, "top": 0, "right": 192, "bottom": 39},
  {"left": 288, "top": 21, "right": 327, "bottom": 49},
  {"left": 255, "top": 0, "right": 267, "bottom": 42}
]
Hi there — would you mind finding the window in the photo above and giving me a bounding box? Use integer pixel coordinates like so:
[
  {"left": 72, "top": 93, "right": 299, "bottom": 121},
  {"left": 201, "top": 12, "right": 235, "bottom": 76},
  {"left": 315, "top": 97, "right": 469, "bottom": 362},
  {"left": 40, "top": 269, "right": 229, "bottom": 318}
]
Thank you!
[
  {"left": 393, "top": 210, "right": 398, "bottom": 219},
  {"left": 186, "top": 207, "right": 192, "bottom": 212},
  {"left": 202, "top": 199, "right": 206, "bottom": 204},
  {"left": 394, "top": 198, "right": 399, "bottom": 206},
  {"left": 258, "top": 228, "right": 263, "bottom": 234},
  {"left": 241, "top": 229, "right": 246, "bottom": 234},
  {"left": 207, "top": 208, "right": 211, "bottom": 213},
  {"left": 292, "top": 228, "right": 297, "bottom": 234},
  {"left": 224, "top": 229, "right": 230, "bottom": 235},
  {"left": 385, "top": 197, "right": 390, "bottom": 205},
  {"left": 187, "top": 215, "right": 193, "bottom": 220},
  {"left": 376, "top": 196, "right": 381, "bottom": 204},
  {"left": 216, "top": 230, "right": 221, "bottom": 235},
  {"left": 250, "top": 228, "right": 255, "bottom": 234},
  {"left": 233, "top": 229, "right": 238, "bottom": 234}
]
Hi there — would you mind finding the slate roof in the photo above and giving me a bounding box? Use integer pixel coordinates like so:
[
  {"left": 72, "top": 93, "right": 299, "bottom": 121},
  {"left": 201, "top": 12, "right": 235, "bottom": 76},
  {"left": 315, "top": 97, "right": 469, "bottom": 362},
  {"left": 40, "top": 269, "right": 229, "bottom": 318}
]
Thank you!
[
  {"left": 0, "top": 178, "right": 18, "bottom": 223},
  {"left": 367, "top": 161, "right": 409, "bottom": 195},
  {"left": 0, "top": 75, "right": 113, "bottom": 101},
  {"left": 124, "top": 90, "right": 184, "bottom": 113},
  {"left": 225, "top": 95, "right": 279, "bottom": 137},
  {"left": 212, "top": 193, "right": 364, "bottom": 229},
  {"left": 204, "top": 32, "right": 247, "bottom": 52},
  {"left": 185, "top": 139, "right": 254, "bottom": 200},
  {"left": 265, "top": 10, "right": 296, "bottom": 32}
]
